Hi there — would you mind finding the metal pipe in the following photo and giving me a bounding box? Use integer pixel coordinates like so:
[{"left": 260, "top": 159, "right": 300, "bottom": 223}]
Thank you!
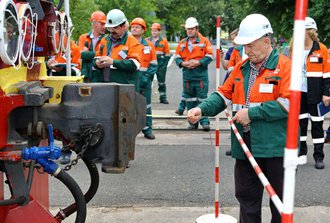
[{"left": 282, "top": 1, "right": 309, "bottom": 222}]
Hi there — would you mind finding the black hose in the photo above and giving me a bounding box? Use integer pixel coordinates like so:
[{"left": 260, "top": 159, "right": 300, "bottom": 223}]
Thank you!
[
  {"left": 55, "top": 157, "right": 99, "bottom": 219},
  {"left": 26, "top": 161, "right": 35, "bottom": 192},
  {"left": 54, "top": 170, "right": 86, "bottom": 223}
]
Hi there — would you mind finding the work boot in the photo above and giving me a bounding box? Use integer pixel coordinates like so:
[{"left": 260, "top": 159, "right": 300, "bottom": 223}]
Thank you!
[
  {"left": 201, "top": 124, "right": 210, "bottom": 131},
  {"left": 175, "top": 109, "right": 184, "bottom": 115},
  {"left": 144, "top": 132, "right": 155, "bottom": 140},
  {"left": 188, "top": 123, "right": 198, "bottom": 130},
  {"left": 160, "top": 99, "right": 169, "bottom": 104},
  {"left": 315, "top": 160, "right": 325, "bottom": 169}
]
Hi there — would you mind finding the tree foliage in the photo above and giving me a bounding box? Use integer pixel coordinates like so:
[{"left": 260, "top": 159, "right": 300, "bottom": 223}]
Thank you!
[{"left": 59, "top": 0, "right": 329, "bottom": 46}]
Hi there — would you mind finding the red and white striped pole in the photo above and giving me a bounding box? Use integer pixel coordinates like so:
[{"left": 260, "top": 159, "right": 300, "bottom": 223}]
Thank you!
[
  {"left": 282, "top": 1, "right": 309, "bottom": 223},
  {"left": 214, "top": 15, "right": 221, "bottom": 218},
  {"left": 224, "top": 109, "right": 284, "bottom": 214},
  {"left": 196, "top": 16, "right": 237, "bottom": 223}
]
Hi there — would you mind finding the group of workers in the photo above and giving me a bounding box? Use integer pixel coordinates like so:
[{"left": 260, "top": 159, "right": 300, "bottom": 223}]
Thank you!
[{"left": 46, "top": 8, "right": 330, "bottom": 223}]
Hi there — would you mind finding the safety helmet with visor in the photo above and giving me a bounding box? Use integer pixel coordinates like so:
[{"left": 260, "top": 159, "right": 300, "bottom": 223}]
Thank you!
[{"left": 234, "top": 14, "right": 273, "bottom": 45}]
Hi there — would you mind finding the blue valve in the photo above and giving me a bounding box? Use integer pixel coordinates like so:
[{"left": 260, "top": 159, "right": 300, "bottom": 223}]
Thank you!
[{"left": 22, "top": 124, "right": 62, "bottom": 174}]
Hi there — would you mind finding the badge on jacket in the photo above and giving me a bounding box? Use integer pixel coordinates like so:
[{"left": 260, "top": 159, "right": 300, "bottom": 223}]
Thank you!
[
  {"left": 259, "top": 84, "right": 273, "bottom": 93},
  {"left": 310, "top": 56, "right": 321, "bottom": 63},
  {"left": 143, "top": 46, "right": 150, "bottom": 54},
  {"left": 119, "top": 50, "right": 127, "bottom": 59}
]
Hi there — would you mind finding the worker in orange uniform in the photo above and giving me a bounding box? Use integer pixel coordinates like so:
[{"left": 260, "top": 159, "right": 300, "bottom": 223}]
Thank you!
[
  {"left": 94, "top": 9, "right": 142, "bottom": 92},
  {"left": 297, "top": 17, "right": 330, "bottom": 169},
  {"left": 175, "top": 17, "right": 213, "bottom": 131},
  {"left": 47, "top": 39, "right": 81, "bottom": 77},
  {"left": 78, "top": 11, "right": 106, "bottom": 82},
  {"left": 131, "top": 18, "right": 158, "bottom": 139},
  {"left": 188, "top": 14, "right": 291, "bottom": 223},
  {"left": 147, "top": 23, "right": 171, "bottom": 104}
]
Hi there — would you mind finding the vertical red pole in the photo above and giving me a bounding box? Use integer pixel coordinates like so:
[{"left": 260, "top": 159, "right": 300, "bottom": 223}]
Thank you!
[
  {"left": 282, "top": 0, "right": 309, "bottom": 223},
  {"left": 214, "top": 16, "right": 221, "bottom": 218}
]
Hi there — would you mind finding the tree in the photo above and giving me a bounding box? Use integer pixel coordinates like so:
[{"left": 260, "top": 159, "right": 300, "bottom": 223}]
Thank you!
[{"left": 308, "top": 0, "right": 330, "bottom": 46}]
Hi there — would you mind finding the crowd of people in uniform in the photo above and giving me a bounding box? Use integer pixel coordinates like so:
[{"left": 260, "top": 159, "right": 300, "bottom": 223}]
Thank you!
[{"left": 47, "top": 9, "right": 330, "bottom": 223}]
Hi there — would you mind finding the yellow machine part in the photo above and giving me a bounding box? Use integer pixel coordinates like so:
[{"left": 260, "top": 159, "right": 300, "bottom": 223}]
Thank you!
[
  {"left": 0, "top": 57, "right": 84, "bottom": 104},
  {"left": 40, "top": 76, "right": 84, "bottom": 104},
  {"left": 0, "top": 58, "right": 48, "bottom": 94}
]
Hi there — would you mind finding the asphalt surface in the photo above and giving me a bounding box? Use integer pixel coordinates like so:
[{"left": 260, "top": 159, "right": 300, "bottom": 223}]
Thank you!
[{"left": 49, "top": 52, "right": 330, "bottom": 222}]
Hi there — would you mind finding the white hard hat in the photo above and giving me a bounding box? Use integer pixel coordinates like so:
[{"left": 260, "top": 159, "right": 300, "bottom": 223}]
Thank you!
[
  {"left": 305, "top": 17, "right": 317, "bottom": 30},
  {"left": 185, "top": 17, "right": 198, "bottom": 29},
  {"left": 105, "top": 9, "right": 127, "bottom": 28},
  {"left": 234, "top": 14, "right": 273, "bottom": 45}
]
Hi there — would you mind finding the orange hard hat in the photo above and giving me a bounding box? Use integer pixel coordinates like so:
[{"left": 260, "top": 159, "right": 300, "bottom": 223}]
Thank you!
[
  {"left": 151, "top": 23, "right": 161, "bottom": 30},
  {"left": 90, "top": 11, "right": 106, "bottom": 23},
  {"left": 130, "top": 17, "right": 146, "bottom": 30}
]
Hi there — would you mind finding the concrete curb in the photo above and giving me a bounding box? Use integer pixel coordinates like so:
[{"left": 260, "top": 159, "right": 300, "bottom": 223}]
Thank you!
[{"left": 50, "top": 206, "right": 330, "bottom": 223}]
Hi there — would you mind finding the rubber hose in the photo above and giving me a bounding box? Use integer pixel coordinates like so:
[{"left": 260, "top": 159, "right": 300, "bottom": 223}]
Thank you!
[
  {"left": 56, "top": 157, "right": 99, "bottom": 218},
  {"left": 54, "top": 170, "right": 86, "bottom": 223}
]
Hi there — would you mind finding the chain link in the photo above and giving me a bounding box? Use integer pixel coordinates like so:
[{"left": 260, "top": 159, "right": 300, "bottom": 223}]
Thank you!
[{"left": 63, "top": 125, "right": 101, "bottom": 171}]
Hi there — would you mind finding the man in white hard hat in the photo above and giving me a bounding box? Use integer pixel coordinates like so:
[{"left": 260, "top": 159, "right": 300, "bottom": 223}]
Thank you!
[
  {"left": 94, "top": 9, "right": 142, "bottom": 92},
  {"left": 188, "top": 14, "right": 292, "bottom": 223},
  {"left": 175, "top": 17, "right": 213, "bottom": 131},
  {"left": 297, "top": 16, "right": 330, "bottom": 169}
]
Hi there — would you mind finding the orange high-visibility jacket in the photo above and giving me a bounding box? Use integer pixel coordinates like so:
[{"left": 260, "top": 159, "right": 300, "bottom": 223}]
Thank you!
[
  {"left": 227, "top": 46, "right": 243, "bottom": 72},
  {"left": 55, "top": 40, "right": 81, "bottom": 69},
  {"left": 199, "top": 49, "right": 291, "bottom": 159},
  {"left": 78, "top": 32, "right": 104, "bottom": 53},
  {"left": 139, "top": 39, "right": 158, "bottom": 77},
  {"left": 175, "top": 32, "right": 213, "bottom": 81},
  {"left": 95, "top": 32, "right": 142, "bottom": 90},
  {"left": 220, "top": 49, "right": 291, "bottom": 111},
  {"left": 147, "top": 37, "right": 170, "bottom": 57},
  {"left": 305, "top": 41, "right": 330, "bottom": 103}
]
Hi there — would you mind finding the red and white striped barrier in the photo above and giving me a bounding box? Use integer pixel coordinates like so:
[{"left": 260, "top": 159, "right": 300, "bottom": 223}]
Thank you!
[
  {"left": 282, "top": 1, "right": 309, "bottom": 223},
  {"left": 223, "top": 109, "right": 284, "bottom": 214},
  {"left": 196, "top": 16, "right": 237, "bottom": 223}
]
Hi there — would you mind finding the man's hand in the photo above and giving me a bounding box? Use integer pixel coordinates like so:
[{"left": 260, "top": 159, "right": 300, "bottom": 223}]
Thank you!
[
  {"left": 232, "top": 108, "right": 251, "bottom": 126},
  {"left": 189, "top": 59, "right": 201, "bottom": 69},
  {"left": 47, "top": 58, "right": 63, "bottom": 72},
  {"left": 96, "top": 56, "right": 113, "bottom": 68},
  {"left": 187, "top": 107, "right": 202, "bottom": 124},
  {"left": 81, "top": 46, "right": 89, "bottom": 52},
  {"left": 181, "top": 61, "right": 191, "bottom": 69},
  {"left": 322, "top": 95, "right": 330, "bottom": 107}
]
